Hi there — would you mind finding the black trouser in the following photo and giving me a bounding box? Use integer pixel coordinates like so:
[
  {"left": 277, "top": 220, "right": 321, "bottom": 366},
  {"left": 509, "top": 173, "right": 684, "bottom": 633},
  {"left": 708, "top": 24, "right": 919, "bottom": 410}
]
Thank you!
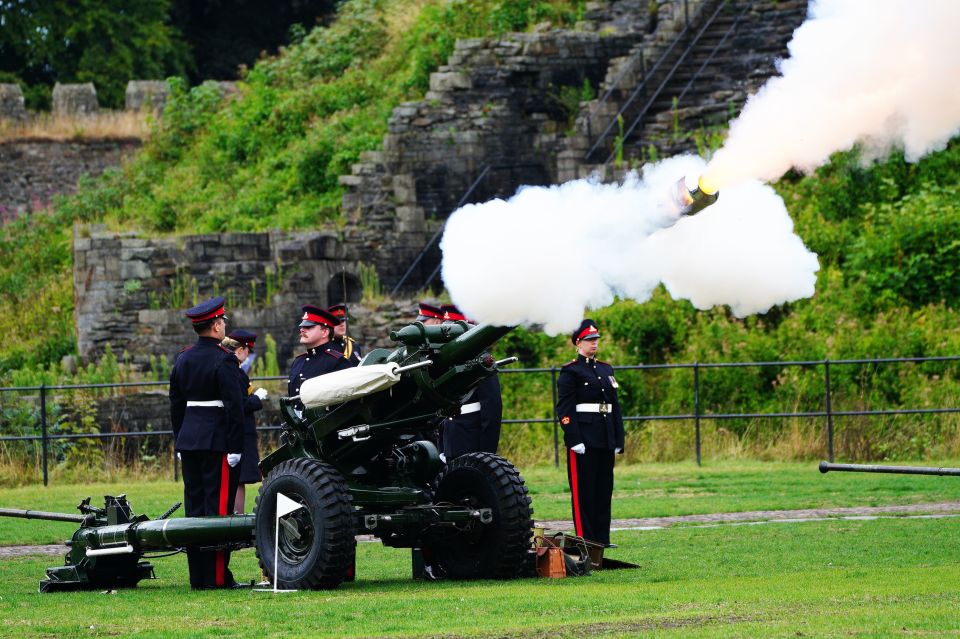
[
  {"left": 180, "top": 450, "right": 239, "bottom": 589},
  {"left": 566, "top": 447, "right": 615, "bottom": 545}
]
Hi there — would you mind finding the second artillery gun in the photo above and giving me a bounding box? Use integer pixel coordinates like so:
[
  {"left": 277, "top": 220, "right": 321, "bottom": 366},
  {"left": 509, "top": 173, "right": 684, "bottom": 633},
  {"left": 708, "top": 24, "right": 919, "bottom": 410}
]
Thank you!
[{"left": 254, "top": 320, "right": 530, "bottom": 589}]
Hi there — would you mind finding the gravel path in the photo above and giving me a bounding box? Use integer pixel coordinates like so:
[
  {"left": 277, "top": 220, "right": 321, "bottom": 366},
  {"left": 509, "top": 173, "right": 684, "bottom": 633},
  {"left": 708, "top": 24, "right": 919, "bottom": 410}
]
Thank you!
[{"left": 6, "top": 501, "right": 960, "bottom": 558}]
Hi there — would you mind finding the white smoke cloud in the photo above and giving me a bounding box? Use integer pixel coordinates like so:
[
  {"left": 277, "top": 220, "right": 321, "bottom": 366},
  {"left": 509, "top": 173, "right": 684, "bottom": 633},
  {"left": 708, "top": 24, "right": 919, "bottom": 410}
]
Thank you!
[
  {"left": 705, "top": 0, "right": 960, "bottom": 187},
  {"left": 440, "top": 156, "right": 818, "bottom": 334}
]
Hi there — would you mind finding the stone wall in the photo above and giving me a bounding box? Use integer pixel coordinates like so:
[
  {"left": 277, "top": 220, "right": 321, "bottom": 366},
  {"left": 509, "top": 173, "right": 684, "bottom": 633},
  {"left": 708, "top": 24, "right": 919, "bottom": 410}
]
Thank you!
[
  {"left": 0, "top": 139, "right": 140, "bottom": 219},
  {"left": 73, "top": 225, "right": 440, "bottom": 371},
  {"left": 340, "top": 26, "right": 646, "bottom": 290}
]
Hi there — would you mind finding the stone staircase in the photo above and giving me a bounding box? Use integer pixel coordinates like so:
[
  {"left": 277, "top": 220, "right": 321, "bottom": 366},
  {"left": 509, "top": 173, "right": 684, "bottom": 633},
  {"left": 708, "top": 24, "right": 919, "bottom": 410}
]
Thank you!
[{"left": 559, "top": 0, "right": 809, "bottom": 179}]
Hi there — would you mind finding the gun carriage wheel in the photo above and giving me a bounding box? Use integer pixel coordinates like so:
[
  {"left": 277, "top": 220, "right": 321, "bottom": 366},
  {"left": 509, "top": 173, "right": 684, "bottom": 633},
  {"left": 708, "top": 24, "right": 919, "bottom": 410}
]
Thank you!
[
  {"left": 423, "top": 452, "right": 533, "bottom": 579},
  {"left": 255, "top": 458, "right": 356, "bottom": 589}
]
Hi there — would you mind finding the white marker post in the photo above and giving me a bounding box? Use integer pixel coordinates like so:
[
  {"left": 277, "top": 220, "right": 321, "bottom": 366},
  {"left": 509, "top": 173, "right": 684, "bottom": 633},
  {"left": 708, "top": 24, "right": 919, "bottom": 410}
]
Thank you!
[{"left": 254, "top": 492, "right": 303, "bottom": 593}]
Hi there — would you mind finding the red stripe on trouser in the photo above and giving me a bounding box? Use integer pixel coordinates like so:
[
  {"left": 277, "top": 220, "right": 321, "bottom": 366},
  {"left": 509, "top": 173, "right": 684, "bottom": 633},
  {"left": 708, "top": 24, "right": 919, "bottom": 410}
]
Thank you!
[
  {"left": 569, "top": 449, "right": 583, "bottom": 537},
  {"left": 216, "top": 453, "right": 229, "bottom": 586}
]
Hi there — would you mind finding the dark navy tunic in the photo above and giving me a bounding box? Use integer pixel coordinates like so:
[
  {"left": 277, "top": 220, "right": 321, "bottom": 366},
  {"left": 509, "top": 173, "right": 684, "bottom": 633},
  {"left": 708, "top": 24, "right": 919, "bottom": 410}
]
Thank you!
[
  {"left": 329, "top": 336, "right": 362, "bottom": 366},
  {"left": 237, "top": 368, "right": 264, "bottom": 484},
  {"left": 441, "top": 374, "right": 503, "bottom": 459},
  {"left": 287, "top": 344, "right": 354, "bottom": 409},
  {"left": 169, "top": 336, "right": 245, "bottom": 453},
  {"left": 556, "top": 354, "right": 625, "bottom": 451}
]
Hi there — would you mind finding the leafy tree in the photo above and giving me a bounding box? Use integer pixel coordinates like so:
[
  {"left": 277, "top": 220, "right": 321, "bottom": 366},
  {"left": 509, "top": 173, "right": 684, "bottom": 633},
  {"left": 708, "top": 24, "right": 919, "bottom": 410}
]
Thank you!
[{"left": 0, "top": 0, "right": 190, "bottom": 108}]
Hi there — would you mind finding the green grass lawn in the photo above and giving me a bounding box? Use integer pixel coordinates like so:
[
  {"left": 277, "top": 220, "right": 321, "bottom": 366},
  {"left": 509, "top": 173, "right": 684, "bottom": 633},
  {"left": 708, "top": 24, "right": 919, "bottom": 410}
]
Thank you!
[
  {"left": 4, "top": 460, "right": 960, "bottom": 545},
  {"left": 2, "top": 461, "right": 960, "bottom": 637},
  {"left": 1, "top": 516, "right": 958, "bottom": 638}
]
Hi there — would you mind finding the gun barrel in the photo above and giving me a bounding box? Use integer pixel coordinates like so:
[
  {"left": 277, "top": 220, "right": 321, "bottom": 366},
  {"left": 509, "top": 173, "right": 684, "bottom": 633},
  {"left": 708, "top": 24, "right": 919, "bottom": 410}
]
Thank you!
[
  {"left": 433, "top": 324, "right": 513, "bottom": 370},
  {"left": 672, "top": 175, "right": 718, "bottom": 217},
  {"left": 0, "top": 508, "right": 87, "bottom": 523},
  {"left": 819, "top": 461, "right": 960, "bottom": 477}
]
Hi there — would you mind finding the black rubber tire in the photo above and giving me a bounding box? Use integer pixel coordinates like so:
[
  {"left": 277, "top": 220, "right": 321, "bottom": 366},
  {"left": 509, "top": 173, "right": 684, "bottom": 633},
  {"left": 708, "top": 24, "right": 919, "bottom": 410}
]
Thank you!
[
  {"left": 254, "top": 458, "right": 355, "bottom": 590},
  {"left": 425, "top": 452, "right": 533, "bottom": 580}
]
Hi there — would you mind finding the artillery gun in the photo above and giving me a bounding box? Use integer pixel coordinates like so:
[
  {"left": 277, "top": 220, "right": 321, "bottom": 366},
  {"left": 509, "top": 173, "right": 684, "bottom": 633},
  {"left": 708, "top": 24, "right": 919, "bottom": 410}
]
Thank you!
[
  {"left": 3, "top": 321, "right": 531, "bottom": 592},
  {"left": 819, "top": 461, "right": 960, "bottom": 476},
  {"left": 255, "top": 321, "right": 532, "bottom": 589},
  {"left": 0, "top": 495, "right": 254, "bottom": 592}
]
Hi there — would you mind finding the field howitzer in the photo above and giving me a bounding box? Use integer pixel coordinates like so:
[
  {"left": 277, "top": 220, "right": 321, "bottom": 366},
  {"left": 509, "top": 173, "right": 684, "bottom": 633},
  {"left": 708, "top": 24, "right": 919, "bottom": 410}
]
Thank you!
[
  {"left": 3, "top": 321, "right": 530, "bottom": 592},
  {"left": 255, "top": 320, "right": 533, "bottom": 589},
  {"left": 0, "top": 495, "right": 255, "bottom": 592},
  {"left": 819, "top": 461, "right": 960, "bottom": 477}
]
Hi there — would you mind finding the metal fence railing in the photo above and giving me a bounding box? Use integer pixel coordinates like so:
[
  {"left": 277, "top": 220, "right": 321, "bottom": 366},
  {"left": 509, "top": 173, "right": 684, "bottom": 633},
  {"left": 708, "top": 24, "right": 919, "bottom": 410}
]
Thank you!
[{"left": 2, "top": 356, "right": 960, "bottom": 485}]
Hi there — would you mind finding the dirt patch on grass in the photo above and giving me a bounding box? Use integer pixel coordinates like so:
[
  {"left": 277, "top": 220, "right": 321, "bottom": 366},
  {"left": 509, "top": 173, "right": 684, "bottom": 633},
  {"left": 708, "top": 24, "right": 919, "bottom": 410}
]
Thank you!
[{"left": 539, "top": 500, "right": 960, "bottom": 531}]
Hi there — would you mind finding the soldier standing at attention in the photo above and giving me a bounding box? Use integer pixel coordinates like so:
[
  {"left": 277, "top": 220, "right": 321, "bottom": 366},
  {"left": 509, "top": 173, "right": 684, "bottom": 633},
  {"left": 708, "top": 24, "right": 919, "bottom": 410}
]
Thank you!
[
  {"left": 556, "top": 319, "right": 624, "bottom": 547},
  {"left": 327, "top": 303, "right": 362, "bottom": 365},
  {"left": 223, "top": 330, "right": 268, "bottom": 515},
  {"left": 287, "top": 305, "right": 352, "bottom": 411},
  {"left": 169, "top": 296, "right": 245, "bottom": 589},
  {"left": 438, "top": 304, "right": 502, "bottom": 460}
]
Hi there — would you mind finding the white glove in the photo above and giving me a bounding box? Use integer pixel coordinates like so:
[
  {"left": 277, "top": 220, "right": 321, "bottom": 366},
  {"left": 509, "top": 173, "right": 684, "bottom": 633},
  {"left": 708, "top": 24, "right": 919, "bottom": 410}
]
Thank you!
[
  {"left": 439, "top": 453, "right": 447, "bottom": 463},
  {"left": 227, "top": 453, "right": 241, "bottom": 467},
  {"left": 253, "top": 388, "right": 268, "bottom": 400},
  {"left": 571, "top": 443, "right": 586, "bottom": 455},
  {"left": 615, "top": 448, "right": 622, "bottom": 454},
  {"left": 177, "top": 452, "right": 181, "bottom": 461}
]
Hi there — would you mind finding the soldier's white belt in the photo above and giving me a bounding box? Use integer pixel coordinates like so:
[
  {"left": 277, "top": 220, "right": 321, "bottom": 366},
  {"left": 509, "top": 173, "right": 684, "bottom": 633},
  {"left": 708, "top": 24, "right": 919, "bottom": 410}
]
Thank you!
[
  {"left": 576, "top": 403, "right": 611, "bottom": 414},
  {"left": 460, "top": 402, "right": 481, "bottom": 415},
  {"left": 186, "top": 400, "right": 224, "bottom": 408}
]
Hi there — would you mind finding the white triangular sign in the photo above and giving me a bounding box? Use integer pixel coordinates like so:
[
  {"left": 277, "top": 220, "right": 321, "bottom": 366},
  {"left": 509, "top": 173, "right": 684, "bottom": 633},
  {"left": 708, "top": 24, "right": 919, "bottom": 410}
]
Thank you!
[{"left": 276, "top": 492, "right": 303, "bottom": 518}]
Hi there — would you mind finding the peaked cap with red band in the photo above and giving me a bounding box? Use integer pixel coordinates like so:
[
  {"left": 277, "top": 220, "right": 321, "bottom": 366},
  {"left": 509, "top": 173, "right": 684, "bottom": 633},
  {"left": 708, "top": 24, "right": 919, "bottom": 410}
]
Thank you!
[
  {"left": 571, "top": 319, "right": 601, "bottom": 345},
  {"left": 185, "top": 296, "right": 226, "bottom": 324},
  {"left": 328, "top": 303, "right": 349, "bottom": 321},
  {"left": 299, "top": 304, "right": 339, "bottom": 329},
  {"left": 417, "top": 302, "right": 443, "bottom": 321},
  {"left": 440, "top": 304, "right": 466, "bottom": 322},
  {"left": 227, "top": 329, "right": 257, "bottom": 347}
]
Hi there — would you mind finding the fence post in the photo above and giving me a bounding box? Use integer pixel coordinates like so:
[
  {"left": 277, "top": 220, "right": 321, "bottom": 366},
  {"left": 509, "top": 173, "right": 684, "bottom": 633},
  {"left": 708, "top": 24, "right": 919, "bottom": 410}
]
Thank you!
[
  {"left": 694, "top": 362, "right": 701, "bottom": 466},
  {"left": 824, "top": 359, "right": 834, "bottom": 462},
  {"left": 40, "top": 384, "right": 49, "bottom": 487},
  {"left": 551, "top": 367, "right": 560, "bottom": 468}
]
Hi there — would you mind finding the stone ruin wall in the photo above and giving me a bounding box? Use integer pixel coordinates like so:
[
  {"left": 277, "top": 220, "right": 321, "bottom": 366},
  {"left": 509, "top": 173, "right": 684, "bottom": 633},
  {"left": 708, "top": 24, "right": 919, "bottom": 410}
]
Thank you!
[{"left": 73, "top": 225, "right": 439, "bottom": 369}]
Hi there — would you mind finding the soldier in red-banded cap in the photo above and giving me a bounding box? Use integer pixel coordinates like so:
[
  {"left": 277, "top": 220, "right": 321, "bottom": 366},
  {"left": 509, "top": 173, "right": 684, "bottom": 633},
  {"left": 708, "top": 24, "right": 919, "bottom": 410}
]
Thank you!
[
  {"left": 327, "top": 303, "right": 361, "bottom": 365},
  {"left": 437, "top": 304, "right": 503, "bottom": 461},
  {"left": 555, "top": 319, "right": 624, "bottom": 547},
  {"left": 168, "top": 296, "right": 245, "bottom": 589},
  {"left": 287, "top": 304, "right": 352, "bottom": 411},
  {"left": 417, "top": 301, "right": 444, "bottom": 326}
]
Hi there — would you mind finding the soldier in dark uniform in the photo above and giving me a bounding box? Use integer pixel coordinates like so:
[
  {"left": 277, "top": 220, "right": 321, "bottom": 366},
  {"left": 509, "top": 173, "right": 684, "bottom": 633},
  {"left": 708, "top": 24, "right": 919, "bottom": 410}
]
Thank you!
[
  {"left": 223, "top": 330, "right": 268, "bottom": 515},
  {"left": 327, "top": 303, "right": 362, "bottom": 365},
  {"left": 438, "top": 304, "right": 502, "bottom": 460},
  {"left": 169, "top": 296, "right": 245, "bottom": 589},
  {"left": 556, "top": 319, "right": 624, "bottom": 547},
  {"left": 287, "top": 305, "right": 353, "bottom": 411}
]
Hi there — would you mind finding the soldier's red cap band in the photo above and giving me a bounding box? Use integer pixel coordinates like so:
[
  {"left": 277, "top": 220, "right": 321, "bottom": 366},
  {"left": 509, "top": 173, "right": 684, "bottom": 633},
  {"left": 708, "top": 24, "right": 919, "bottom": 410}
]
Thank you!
[
  {"left": 444, "top": 311, "right": 466, "bottom": 321},
  {"left": 419, "top": 309, "right": 443, "bottom": 319},
  {"left": 190, "top": 307, "right": 224, "bottom": 323},
  {"left": 576, "top": 326, "right": 599, "bottom": 342},
  {"left": 330, "top": 309, "right": 346, "bottom": 317},
  {"left": 303, "top": 311, "right": 335, "bottom": 327}
]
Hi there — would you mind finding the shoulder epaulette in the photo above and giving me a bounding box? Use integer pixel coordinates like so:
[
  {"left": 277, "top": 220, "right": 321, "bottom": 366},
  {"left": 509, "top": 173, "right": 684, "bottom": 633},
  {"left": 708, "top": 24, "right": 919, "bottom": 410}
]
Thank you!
[
  {"left": 325, "top": 348, "right": 344, "bottom": 359},
  {"left": 562, "top": 359, "right": 577, "bottom": 367},
  {"left": 598, "top": 360, "right": 611, "bottom": 366},
  {"left": 294, "top": 351, "right": 307, "bottom": 359},
  {"left": 178, "top": 345, "right": 192, "bottom": 354},
  {"left": 217, "top": 345, "right": 232, "bottom": 354}
]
